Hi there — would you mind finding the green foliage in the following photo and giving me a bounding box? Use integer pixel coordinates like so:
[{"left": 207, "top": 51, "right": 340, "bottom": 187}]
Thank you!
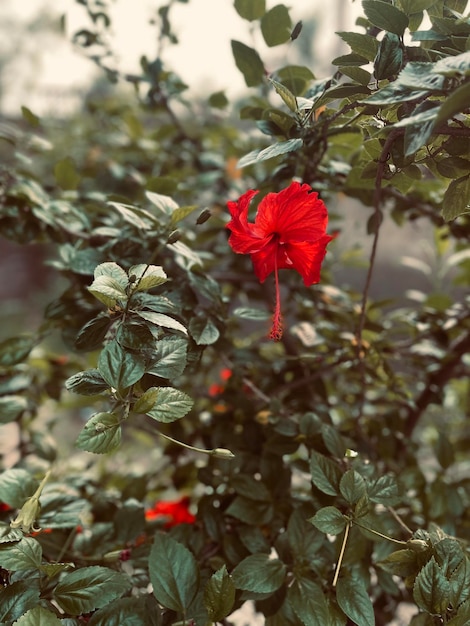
[{"left": 0, "top": 0, "right": 469, "bottom": 624}]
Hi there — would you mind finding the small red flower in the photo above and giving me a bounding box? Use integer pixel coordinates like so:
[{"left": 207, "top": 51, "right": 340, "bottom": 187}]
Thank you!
[
  {"left": 145, "top": 496, "right": 196, "bottom": 528},
  {"left": 226, "top": 181, "right": 334, "bottom": 340}
]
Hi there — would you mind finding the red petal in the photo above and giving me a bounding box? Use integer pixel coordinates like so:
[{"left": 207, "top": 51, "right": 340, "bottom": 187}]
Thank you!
[
  {"left": 284, "top": 235, "right": 334, "bottom": 285},
  {"left": 250, "top": 238, "right": 279, "bottom": 283}
]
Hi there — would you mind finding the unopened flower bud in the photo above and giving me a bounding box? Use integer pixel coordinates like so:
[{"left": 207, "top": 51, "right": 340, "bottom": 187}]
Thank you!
[
  {"left": 196, "top": 209, "right": 211, "bottom": 225},
  {"left": 10, "top": 470, "right": 51, "bottom": 534},
  {"left": 167, "top": 230, "right": 180, "bottom": 244},
  {"left": 211, "top": 448, "right": 235, "bottom": 459}
]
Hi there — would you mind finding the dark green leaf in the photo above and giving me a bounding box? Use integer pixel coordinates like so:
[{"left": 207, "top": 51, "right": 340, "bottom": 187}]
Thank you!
[
  {"left": 88, "top": 597, "right": 148, "bottom": 626},
  {"left": 238, "top": 138, "right": 303, "bottom": 168},
  {"left": 288, "top": 578, "right": 329, "bottom": 626},
  {"left": 0, "top": 395, "right": 28, "bottom": 423},
  {"left": 14, "top": 606, "right": 62, "bottom": 625},
  {"left": 309, "top": 506, "right": 347, "bottom": 535},
  {"left": 231, "top": 475, "right": 272, "bottom": 502},
  {"left": 76, "top": 412, "right": 122, "bottom": 454},
  {"left": 368, "top": 474, "right": 400, "bottom": 505},
  {"left": 413, "top": 557, "right": 451, "bottom": 615},
  {"left": 232, "top": 553, "right": 286, "bottom": 593},
  {"left": 310, "top": 451, "right": 342, "bottom": 496},
  {"left": 261, "top": 5, "right": 291, "bottom": 47},
  {"left": 145, "top": 387, "right": 193, "bottom": 422},
  {"left": 65, "top": 369, "right": 109, "bottom": 395},
  {"left": 442, "top": 175, "right": 470, "bottom": 222},
  {"left": 336, "top": 577, "right": 374, "bottom": 626},
  {"left": 204, "top": 565, "right": 236, "bottom": 622},
  {"left": 226, "top": 496, "right": 273, "bottom": 525},
  {"left": 234, "top": 0, "right": 265, "bottom": 21},
  {"left": 287, "top": 508, "right": 324, "bottom": 559},
  {"left": 0, "top": 468, "right": 38, "bottom": 508},
  {"left": 146, "top": 336, "right": 187, "bottom": 379},
  {"left": 137, "top": 310, "right": 187, "bottom": 335},
  {"left": 374, "top": 32, "right": 404, "bottom": 80},
  {"left": 336, "top": 31, "right": 379, "bottom": 61},
  {"left": 75, "top": 315, "right": 112, "bottom": 351},
  {"left": 189, "top": 316, "right": 220, "bottom": 345},
  {"left": 149, "top": 532, "right": 199, "bottom": 613},
  {"left": 362, "top": 0, "right": 409, "bottom": 36},
  {"left": 340, "top": 470, "right": 367, "bottom": 504},
  {"left": 0, "top": 537, "right": 42, "bottom": 570},
  {"left": 0, "top": 335, "right": 36, "bottom": 366},
  {"left": 231, "top": 40, "right": 265, "bottom": 86},
  {"left": 54, "top": 566, "right": 130, "bottom": 614},
  {"left": 435, "top": 81, "right": 470, "bottom": 127},
  {"left": 233, "top": 307, "right": 271, "bottom": 320},
  {"left": 98, "top": 340, "right": 146, "bottom": 389},
  {"left": 0, "top": 580, "right": 41, "bottom": 622}
]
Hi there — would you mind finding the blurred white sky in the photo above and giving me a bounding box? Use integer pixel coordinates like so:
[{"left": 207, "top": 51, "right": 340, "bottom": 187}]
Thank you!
[{"left": 1, "top": 0, "right": 362, "bottom": 115}]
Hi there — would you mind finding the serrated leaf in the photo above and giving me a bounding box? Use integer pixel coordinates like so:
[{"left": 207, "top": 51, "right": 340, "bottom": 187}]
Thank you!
[
  {"left": 340, "top": 470, "right": 367, "bottom": 504},
  {"left": 287, "top": 508, "right": 324, "bottom": 559},
  {"left": 65, "top": 369, "right": 109, "bottom": 395},
  {"left": 76, "top": 412, "right": 122, "bottom": 454},
  {"left": 310, "top": 451, "right": 342, "bottom": 496},
  {"left": 288, "top": 578, "right": 329, "bottom": 626},
  {"left": 234, "top": 0, "right": 265, "bottom": 21},
  {"left": 362, "top": 0, "right": 409, "bottom": 36},
  {"left": 98, "top": 340, "right": 146, "bottom": 389},
  {"left": 134, "top": 388, "right": 159, "bottom": 414},
  {"left": 232, "top": 553, "right": 286, "bottom": 593},
  {"left": 53, "top": 566, "right": 130, "bottom": 615},
  {"left": 413, "top": 557, "right": 451, "bottom": 615},
  {"left": 75, "top": 315, "right": 112, "bottom": 351},
  {"left": 0, "top": 335, "right": 36, "bottom": 366},
  {"left": 336, "top": 31, "right": 379, "bottom": 61},
  {"left": 94, "top": 262, "right": 128, "bottom": 287},
  {"left": 336, "top": 577, "right": 374, "bottom": 626},
  {"left": 442, "top": 175, "right": 470, "bottom": 222},
  {"left": 13, "top": 606, "right": 62, "bottom": 625},
  {"left": 129, "top": 264, "right": 167, "bottom": 291},
  {"left": 0, "top": 580, "right": 41, "bottom": 622},
  {"left": 261, "top": 4, "right": 291, "bottom": 47},
  {"left": 374, "top": 32, "right": 403, "bottom": 80},
  {"left": 231, "top": 40, "right": 265, "bottom": 87},
  {"left": 149, "top": 532, "right": 199, "bottom": 613},
  {"left": 146, "top": 387, "right": 193, "bottom": 422},
  {"left": 0, "top": 395, "right": 28, "bottom": 424},
  {"left": 88, "top": 275, "right": 128, "bottom": 307},
  {"left": 87, "top": 597, "right": 148, "bottom": 626},
  {"left": 225, "top": 496, "right": 273, "bottom": 525},
  {"left": 204, "top": 565, "right": 236, "bottom": 622},
  {"left": 0, "top": 537, "right": 42, "bottom": 570},
  {"left": 238, "top": 138, "right": 303, "bottom": 168},
  {"left": 147, "top": 336, "right": 188, "bottom": 379},
  {"left": 269, "top": 78, "right": 298, "bottom": 112},
  {"left": 189, "top": 317, "right": 220, "bottom": 345},
  {"left": 137, "top": 310, "right": 187, "bottom": 335},
  {"left": 367, "top": 474, "right": 400, "bottom": 505},
  {"left": 309, "top": 506, "right": 347, "bottom": 535},
  {"left": 435, "top": 81, "right": 470, "bottom": 127},
  {"left": 0, "top": 469, "right": 38, "bottom": 508}
]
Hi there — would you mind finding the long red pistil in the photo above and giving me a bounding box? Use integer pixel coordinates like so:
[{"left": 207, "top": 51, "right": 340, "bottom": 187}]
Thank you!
[{"left": 269, "top": 252, "right": 283, "bottom": 341}]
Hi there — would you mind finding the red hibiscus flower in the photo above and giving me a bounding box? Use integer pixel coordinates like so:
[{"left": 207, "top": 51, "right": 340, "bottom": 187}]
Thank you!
[
  {"left": 226, "top": 181, "right": 334, "bottom": 340},
  {"left": 145, "top": 496, "right": 196, "bottom": 528}
]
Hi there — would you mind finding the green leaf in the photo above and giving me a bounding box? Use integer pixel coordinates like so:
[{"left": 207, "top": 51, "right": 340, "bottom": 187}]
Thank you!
[
  {"left": 170, "top": 204, "right": 198, "bottom": 226},
  {"left": 261, "top": 4, "right": 291, "bottom": 46},
  {"left": 145, "top": 387, "right": 193, "bottom": 422},
  {"left": 0, "top": 537, "right": 42, "bottom": 570},
  {"left": 448, "top": 557, "right": 470, "bottom": 607},
  {"left": 336, "top": 577, "right": 374, "bottom": 626},
  {"left": 374, "top": 32, "right": 403, "bottom": 80},
  {"left": 129, "top": 264, "right": 167, "bottom": 291},
  {"left": 0, "top": 395, "right": 28, "bottom": 423},
  {"left": 442, "top": 175, "right": 470, "bottom": 222},
  {"left": 147, "top": 336, "right": 188, "bottom": 379},
  {"left": 336, "top": 31, "right": 379, "bottom": 61},
  {"left": 288, "top": 578, "right": 329, "bottom": 626},
  {"left": 367, "top": 474, "right": 400, "bottom": 505},
  {"left": 88, "top": 275, "right": 128, "bottom": 308},
  {"left": 413, "top": 557, "right": 451, "bottom": 615},
  {"left": 269, "top": 77, "right": 297, "bottom": 112},
  {"left": 13, "top": 606, "right": 62, "bottom": 626},
  {"left": 435, "top": 81, "right": 470, "bottom": 127},
  {"left": 75, "top": 315, "right": 112, "bottom": 351},
  {"left": 234, "top": 0, "right": 265, "bottom": 21},
  {"left": 231, "top": 474, "right": 272, "bottom": 502},
  {"left": 204, "top": 565, "right": 236, "bottom": 622},
  {"left": 108, "top": 201, "right": 157, "bottom": 229},
  {"left": 310, "top": 451, "right": 342, "bottom": 496},
  {"left": 309, "top": 506, "right": 347, "bottom": 535},
  {"left": 65, "top": 369, "right": 110, "bottom": 395},
  {"left": 149, "top": 532, "right": 199, "bottom": 613},
  {"left": 0, "top": 468, "right": 38, "bottom": 508},
  {"left": 287, "top": 508, "right": 324, "bottom": 559},
  {"left": 145, "top": 190, "right": 179, "bottom": 216},
  {"left": 98, "top": 340, "right": 146, "bottom": 389},
  {"left": 447, "top": 600, "right": 470, "bottom": 626},
  {"left": 0, "top": 580, "right": 41, "bottom": 622},
  {"left": 54, "top": 156, "right": 81, "bottom": 190},
  {"left": 75, "top": 412, "right": 122, "bottom": 454},
  {"left": 233, "top": 307, "right": 271, "bottom": 320},
  {"left": 225, "top": 496, "right": 273, "bottom": 525},
  {"left": 189, "top": 316, "right": 220, "bottom": 345},
  {"left": 0, "top": 335, "right": 36, "bottom": 366},
  {"left": 21, "top": 106, "right": 40, "bottom": 127},
  {"left": 231, "top": 40, "right": 265, "bottom": 87},
  {"left": 238, "top": 138, "right": 303, "bottom": 168},
  {"left": 232, "top": 553, "right": 286, "bottom": 593},
  {"left": 87, "top": 597, "right": 148, "bottom": 626},
  {"left": 340, "top": 470, "right": 367, "bottom": 505},
  {"left": 362, "top": 0, "right": 409, "bottom": 36},
  {"left": 399, "top": 0, "right": 436, "bottom": 13},
  {"left": 137, "top": 310, "right": 187, "bottom": 335},
  {"left": 53, "top": 566, "right": 130, "bottom": 615}
]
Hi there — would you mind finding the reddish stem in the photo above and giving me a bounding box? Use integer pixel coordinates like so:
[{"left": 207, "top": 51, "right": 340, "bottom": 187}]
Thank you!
[{"left": 269, "top": 255, "right": 283, "bottom": 341}]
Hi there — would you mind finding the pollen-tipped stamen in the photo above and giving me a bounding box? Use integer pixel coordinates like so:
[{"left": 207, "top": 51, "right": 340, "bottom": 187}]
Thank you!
[{"left": 269, "top": 255, "right": 283, "bottom": 341}]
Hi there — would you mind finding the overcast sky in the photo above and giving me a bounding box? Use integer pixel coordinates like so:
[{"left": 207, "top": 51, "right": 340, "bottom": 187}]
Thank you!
[{"left": 1, "top": 0, "right": 361, "bottom": 115}]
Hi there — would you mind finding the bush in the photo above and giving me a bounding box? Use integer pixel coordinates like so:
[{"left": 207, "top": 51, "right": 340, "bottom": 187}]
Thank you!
[{"left": 0, "top": 1, "right": 469, "bottom": 624}]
